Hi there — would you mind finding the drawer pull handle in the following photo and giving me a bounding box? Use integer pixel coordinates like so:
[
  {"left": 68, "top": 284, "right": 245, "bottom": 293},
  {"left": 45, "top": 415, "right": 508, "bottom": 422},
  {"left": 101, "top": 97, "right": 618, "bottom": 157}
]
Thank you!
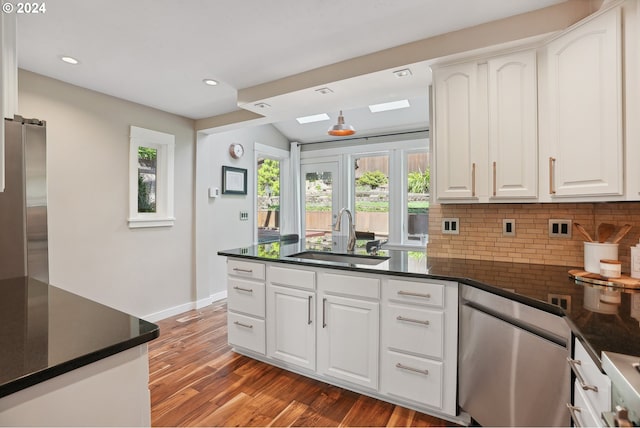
[
  {"left": 397, "top": 290, "right": 431, "bottom": 299},
  {"left": 233, "top": 286, "right": 253, "bottom": 293},
  {"left": 566, "top": 404, "right": 583, "bottom": 428},
  {"left": 308, "top": 295, "right": 313, "bottom": 325},
  {"left": 233, "top": 267, "right": 254, "bottom": 274},
  {"left": 567, "top": 358, "right": 598, "bottom": 392},
  {"left": 396, "top": 363, "right": 429, "bottom": 376},
  {"left": 233, "top": 321, "right": 253, "bottom": 329},
  {"left": 492, "top": 161, "right": 497, "bottom": 196},
  {"left": 396, "top": 315, "right": 430, "bottom": 326}
]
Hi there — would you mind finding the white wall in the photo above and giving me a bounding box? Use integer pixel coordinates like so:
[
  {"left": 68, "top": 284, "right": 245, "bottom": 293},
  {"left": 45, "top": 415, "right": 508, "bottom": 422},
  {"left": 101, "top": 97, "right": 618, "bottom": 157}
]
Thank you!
[
  {"left": 18, "top": 70, "right": 195, "bottom": 319},
  {"left": 195, "top": 126, "right": 289, "bottom": 303}
]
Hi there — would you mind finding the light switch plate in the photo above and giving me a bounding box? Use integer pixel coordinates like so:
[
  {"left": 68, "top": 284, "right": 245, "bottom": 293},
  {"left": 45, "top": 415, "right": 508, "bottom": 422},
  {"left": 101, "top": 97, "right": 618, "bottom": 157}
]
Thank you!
[{"left": 239, "top": 211, "right": 249, "bottom": 221}]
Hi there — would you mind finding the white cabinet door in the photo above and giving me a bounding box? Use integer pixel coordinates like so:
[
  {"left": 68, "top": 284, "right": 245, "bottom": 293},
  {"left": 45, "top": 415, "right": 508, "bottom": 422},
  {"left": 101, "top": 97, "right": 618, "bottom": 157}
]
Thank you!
[
  {"left": 317, "top": 293, "right": 379, "bottom": 390},
  {"left": 488, "top": 50, "right": 538, "bottom": 199},
  {"left": 433, "top": 62, "right": 480, "bottom": 201},
  {"left": 542, "top": 6, "right": 623, "bottom": 198},
  {"left": 266, "top": 284, "right": 316, "bottom": 371}
]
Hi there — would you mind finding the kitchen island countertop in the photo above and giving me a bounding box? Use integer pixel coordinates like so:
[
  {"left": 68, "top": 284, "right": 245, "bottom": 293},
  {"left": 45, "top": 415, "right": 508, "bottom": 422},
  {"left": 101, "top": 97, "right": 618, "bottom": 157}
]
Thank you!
[
  {"left": 0, "top": 276, "right": 159, "bottom": 399},
  {"left": 219, "top": 240, "right": 640, "bottom": 368}
]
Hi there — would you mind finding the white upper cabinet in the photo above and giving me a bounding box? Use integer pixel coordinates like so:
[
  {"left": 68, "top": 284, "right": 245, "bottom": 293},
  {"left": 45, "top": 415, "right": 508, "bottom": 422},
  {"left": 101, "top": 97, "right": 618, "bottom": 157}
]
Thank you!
[
  {"left": 488, "top": 50, "right": 538, "bottom": 199},
  {"left": 433, "top": 62, "right": 481, "bottom": 201},
  {"left": 540, "top": 4, "right": 623, "bottom": 199},
  {"left": 433, "top": 49, "right": 538, "bottom": 203}
]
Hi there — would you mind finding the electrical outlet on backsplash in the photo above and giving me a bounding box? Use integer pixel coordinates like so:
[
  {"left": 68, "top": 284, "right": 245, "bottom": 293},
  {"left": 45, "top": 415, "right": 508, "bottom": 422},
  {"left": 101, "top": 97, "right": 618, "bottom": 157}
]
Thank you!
[{"left": 427, "top": 202, "right": 640, "bottom": 269}]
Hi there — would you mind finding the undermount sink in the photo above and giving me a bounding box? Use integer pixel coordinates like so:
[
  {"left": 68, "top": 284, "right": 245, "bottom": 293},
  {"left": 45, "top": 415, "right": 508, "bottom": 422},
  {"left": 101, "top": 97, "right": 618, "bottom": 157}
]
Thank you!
[{"left": 289, "top": 251, "right": 389, "bottom": 266}]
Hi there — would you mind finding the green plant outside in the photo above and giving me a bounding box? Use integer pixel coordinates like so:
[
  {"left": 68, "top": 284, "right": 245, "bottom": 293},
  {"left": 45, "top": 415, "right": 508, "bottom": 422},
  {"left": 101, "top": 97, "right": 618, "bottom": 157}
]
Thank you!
[
  {"left": 356, "top": 171, "right": 388, "bottom": 189},
  {"left": 138, "top": 146, "right": 157, "bottom": 160},
  {"left": 408, "top": 168, "right": 430, "bottom": 193},
  {"left": 258, "top": 159, "right": 280, "bottom": 196}
]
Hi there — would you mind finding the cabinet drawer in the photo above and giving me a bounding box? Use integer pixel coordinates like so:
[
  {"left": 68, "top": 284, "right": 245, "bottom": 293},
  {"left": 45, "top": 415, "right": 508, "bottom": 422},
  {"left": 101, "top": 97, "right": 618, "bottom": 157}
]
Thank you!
[
  {"left": 228, "top": 259, "right": 265, "bottom": 281},
  {"left": 384, "top": 279, "right": 444, "bottom": 308},
  {"left": 228, "top": 278, "right": 265, "bottom": 317},
  {"left": 381, "top": 350, "right": 443, "bottom": 409},
  {"left": 227, "top": 312, "right": 265, "bottom": 355},
  {"left": 383, "top": 302, "right": 444, "bottom": 359},
  {"left": 572, "top": 340, "right": 611, "bottom": 415},
  {"left": 269, "top": 265, "right": 315, "bottom": 290},
  {"left": 572, "top": 380, "right": 602, "bottom": 428},
  {"left": 319, "top": 272, "right": 379, "bottom": 299}
]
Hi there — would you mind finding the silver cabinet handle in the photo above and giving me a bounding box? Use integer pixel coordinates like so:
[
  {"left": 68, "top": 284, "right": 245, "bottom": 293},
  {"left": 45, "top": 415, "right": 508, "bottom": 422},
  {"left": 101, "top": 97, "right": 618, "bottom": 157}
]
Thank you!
[
  {"left": 396, "top": 315, "right": 430, "bottom": 326},
  {"left": 396, "top": 363, "right": 429, "bottom": 376},
  {"left": 566, "top": 404, "right": 583, "bottom": 428},
  {"left": 308, "top": 295, "right": 313, "bottom": 325},
  {"left": 397, "top": 290, "right": 431, "bottom": 299},
  {"left": 322, "top": 298, "right": 327, "bottom": 328},
  {"left": 233, "top": 267, "right": 253, "bottom": 273},
  {"left": 233, "top": 321, "right": 253, "bottom": 329},
  {"left": 567, "top": 358, "right": 598, "bottom": 392},
  {"left": 233, "top": 286, "right": 253, "bottom": 293}
]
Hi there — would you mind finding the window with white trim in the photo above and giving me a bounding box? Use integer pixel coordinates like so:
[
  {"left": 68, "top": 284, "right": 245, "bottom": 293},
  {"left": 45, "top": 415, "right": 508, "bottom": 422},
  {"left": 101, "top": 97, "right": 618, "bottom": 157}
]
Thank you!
[{"left": 128, "top": 126, "right": 175, "bottom": 228}]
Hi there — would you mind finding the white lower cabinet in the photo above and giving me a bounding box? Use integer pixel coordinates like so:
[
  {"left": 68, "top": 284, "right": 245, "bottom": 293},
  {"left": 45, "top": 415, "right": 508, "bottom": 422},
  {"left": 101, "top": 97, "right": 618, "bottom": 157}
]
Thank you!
[
  {"left": 381, "top": 277, "right": 458, "bottom": 416},
  {"left": 226, "top": 258, "right": 460, "bottom": 421},
  {"left": 317, "top": 286, "right": 380, "bottom": 390},
  {"left": 568, "top": 339, "right": 611, "bottom": 427},
  {"left": 266, "top": 284, "right": 316, "bottom": 370},
  {"left": 226, "top": 259, "right": 266, "bottom": 355}
]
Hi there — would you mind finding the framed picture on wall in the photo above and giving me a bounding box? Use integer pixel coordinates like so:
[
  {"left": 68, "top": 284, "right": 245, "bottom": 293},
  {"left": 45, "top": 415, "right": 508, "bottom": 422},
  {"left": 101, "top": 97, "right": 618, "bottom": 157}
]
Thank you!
[{"left": 222, "top": 166, "right": 247, "bottom": 195}]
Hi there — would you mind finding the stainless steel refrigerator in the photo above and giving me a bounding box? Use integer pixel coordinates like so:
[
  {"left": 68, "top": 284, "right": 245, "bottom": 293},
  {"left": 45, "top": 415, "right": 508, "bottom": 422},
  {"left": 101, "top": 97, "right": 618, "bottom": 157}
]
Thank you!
[{"left": 0, "top": 116, "right": 48, "bottom": 282}]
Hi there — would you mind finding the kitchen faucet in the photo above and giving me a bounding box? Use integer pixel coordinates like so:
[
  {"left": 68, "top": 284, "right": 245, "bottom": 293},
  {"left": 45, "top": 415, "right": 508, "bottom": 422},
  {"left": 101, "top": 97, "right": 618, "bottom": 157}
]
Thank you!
[{"left": 333, "top": 208, "right": 356, "bottom": 253}]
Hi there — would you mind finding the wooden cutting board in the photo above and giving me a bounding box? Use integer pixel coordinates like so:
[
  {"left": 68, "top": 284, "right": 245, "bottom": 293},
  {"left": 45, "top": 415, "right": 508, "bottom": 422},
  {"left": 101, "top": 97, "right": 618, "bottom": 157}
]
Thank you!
[{"left": 569, "top": 269, "right": 640, "bottom": 289}]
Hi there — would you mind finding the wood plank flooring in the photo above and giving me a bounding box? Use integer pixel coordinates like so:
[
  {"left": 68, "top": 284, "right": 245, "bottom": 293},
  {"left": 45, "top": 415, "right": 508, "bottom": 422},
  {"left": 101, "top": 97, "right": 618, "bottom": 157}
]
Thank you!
[{"left": 148, "top": 301, "right": 454, "bottom": 427}]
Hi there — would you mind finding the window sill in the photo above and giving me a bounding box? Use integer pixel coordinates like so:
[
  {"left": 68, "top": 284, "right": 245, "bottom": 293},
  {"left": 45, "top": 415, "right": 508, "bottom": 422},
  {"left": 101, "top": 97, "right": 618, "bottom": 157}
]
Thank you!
[{"left": 128, "top": 216, "right": 175, "bottom": 229}]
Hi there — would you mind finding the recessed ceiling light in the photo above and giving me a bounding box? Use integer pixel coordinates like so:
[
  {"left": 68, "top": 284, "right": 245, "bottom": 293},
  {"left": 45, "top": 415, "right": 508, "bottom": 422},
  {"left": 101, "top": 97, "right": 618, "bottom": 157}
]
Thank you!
[
  {"left": 393, "top": 68, "right": 412, "bottom": 78},
  {"left": 60, "top": 56, "right": 79, "bottom": 65},
  {"left": 369, "top": 99, "right": 411, "bottom": 113},
  {"left": 254, "top": 102, "right": 271, "bottom": 109},
  {"left": 296, "top": 113, "right": 330, "bottom": 124},
  {"left": 202, "top": 79, "right": 218, "bottom": 86},
  {"left": 315, "top": 87, "right": 333, "bottom": 95}
]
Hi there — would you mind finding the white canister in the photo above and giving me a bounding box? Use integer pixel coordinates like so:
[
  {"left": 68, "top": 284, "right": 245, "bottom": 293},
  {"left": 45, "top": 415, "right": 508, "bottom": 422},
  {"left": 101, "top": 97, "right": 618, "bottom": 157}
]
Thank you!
[
  {"left": 600, "top": 259, "right": 622, "bottom": 278},
  {"left": 583, "top": 242, "right": 618, "bottom": 274}
]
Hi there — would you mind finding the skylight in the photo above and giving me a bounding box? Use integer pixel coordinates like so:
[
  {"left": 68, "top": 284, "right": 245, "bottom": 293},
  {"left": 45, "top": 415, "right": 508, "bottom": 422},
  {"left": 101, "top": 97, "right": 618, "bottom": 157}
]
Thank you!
[
  {"left": 369, "top": 100, "right": 410, "bottom": 113},
  {"left": 296, "top": 113, "right": 330, "bottom": 124}
]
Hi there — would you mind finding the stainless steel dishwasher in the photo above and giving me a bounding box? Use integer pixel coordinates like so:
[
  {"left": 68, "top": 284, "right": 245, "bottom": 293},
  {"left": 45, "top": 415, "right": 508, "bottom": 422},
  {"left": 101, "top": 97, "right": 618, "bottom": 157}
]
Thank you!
[{"left": 459, "top": 285, "right": 571, "bottom": 427}]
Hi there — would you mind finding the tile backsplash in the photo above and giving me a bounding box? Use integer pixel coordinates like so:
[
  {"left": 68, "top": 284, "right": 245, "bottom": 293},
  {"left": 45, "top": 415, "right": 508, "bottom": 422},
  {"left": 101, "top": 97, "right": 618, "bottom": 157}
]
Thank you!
[{"left": 427, "top": 202, "right": 640, "bottom": 271}]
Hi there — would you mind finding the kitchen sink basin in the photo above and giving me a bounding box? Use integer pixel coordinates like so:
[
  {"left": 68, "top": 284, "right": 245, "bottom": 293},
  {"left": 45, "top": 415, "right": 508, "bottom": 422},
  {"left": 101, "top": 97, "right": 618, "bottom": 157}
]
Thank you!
[{"left": 288, "top": 251, "right": 389, "bottom": 265}]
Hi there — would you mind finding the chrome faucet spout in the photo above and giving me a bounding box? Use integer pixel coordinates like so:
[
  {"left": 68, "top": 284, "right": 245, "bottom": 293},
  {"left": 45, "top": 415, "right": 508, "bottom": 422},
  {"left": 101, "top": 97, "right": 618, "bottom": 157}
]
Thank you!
[{"left": 334, "top": 207, "right": 356, "bottom": 253}]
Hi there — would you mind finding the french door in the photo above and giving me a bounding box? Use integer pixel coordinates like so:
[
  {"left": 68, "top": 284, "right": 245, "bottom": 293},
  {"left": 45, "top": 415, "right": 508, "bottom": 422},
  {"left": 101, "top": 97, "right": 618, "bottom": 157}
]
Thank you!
[{"left": 300, "top": 160, "right": 341, "bottom": 251}]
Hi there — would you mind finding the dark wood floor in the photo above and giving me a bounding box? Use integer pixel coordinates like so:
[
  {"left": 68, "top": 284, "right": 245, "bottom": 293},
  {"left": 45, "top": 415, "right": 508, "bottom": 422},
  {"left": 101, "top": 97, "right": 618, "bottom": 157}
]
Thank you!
[{"left": 148, "top": 301, "right": 454, "bottom": 427}]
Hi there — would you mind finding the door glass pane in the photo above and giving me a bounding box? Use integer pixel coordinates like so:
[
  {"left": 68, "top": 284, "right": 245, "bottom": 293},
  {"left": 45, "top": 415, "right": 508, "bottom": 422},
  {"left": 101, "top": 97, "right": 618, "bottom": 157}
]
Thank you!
[
  {"left": 257, "top": 157, "right": 281, "bottom": 243},
  {"left": 406, "top": 151, "right": 430, "bottom": 244},
  {"left": 304, "top": 169, "right": 334, "bottom": 251},
  {"left": 354, "top": 155, "right": 389, "bottom": 242},
  {"left": 137, "top": 146, "right": 157, "bottom": 213}
]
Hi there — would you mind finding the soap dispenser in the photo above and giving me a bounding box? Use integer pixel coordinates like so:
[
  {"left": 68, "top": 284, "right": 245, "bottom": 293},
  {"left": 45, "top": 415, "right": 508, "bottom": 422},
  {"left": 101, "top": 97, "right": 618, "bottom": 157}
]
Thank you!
[{"left": 631, "top": 239, "right": 640, "bottom": 279}]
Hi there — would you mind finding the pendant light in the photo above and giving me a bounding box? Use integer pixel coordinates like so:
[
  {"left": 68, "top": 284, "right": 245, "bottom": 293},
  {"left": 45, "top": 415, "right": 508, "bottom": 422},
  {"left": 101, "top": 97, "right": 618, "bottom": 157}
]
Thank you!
[{"left": 328, "top": 110, "right": 355, "bottom": 136}]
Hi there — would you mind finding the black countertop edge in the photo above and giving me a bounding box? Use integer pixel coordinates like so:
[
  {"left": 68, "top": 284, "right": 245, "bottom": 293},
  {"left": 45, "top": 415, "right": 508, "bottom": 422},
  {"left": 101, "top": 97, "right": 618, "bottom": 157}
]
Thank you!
[
  {"left": 217, "top": 249, "right": 565, "bottom": 317},
  {"left": 0, "top": 323, "right": 159, "bottom": 400}
]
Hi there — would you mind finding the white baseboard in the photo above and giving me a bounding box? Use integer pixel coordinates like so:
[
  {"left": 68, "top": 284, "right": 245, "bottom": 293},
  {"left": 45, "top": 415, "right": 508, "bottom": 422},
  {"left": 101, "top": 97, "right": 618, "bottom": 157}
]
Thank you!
[{"left": 142, "top": 290, "right": 228, "bottom": 322}]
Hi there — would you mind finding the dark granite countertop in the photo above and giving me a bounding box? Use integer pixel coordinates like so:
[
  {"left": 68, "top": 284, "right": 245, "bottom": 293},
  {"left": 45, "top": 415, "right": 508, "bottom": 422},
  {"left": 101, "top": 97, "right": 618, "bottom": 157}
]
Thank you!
[
  {"left": 0, "top": 276, "right": 159, "bottom": 399},
  {"left": 219, "top": 240, "right": 640, "bottom": 368}
]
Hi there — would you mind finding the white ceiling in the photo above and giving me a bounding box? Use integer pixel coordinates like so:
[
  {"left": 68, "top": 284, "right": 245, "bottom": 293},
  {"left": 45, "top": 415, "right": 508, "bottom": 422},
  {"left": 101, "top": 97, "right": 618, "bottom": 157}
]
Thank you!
[{"left": 16, "top": 0, "right": 564, "bottom": 142}]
